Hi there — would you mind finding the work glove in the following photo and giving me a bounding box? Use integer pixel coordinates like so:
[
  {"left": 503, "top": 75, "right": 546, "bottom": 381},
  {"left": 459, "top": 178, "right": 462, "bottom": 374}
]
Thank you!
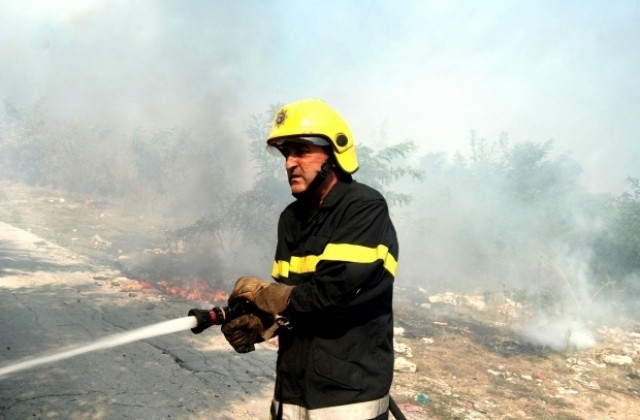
[
  {"left": 221, "top": 313, "right": 278, "bottom": 354},
  {"left": 229, "top": 276, "right": 295, "bottom": 317}
]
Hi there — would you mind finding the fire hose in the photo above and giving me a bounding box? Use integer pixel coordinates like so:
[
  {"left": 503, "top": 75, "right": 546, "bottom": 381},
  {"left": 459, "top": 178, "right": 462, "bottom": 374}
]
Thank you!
[{"left": 187, "top": 302, "right": 407, "bottom": 420}]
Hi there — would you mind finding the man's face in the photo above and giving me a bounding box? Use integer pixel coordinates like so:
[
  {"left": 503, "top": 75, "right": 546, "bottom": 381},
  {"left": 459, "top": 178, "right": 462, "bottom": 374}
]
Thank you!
[{"left": 278, "top": 141, "right": 330, "bottom": 195}]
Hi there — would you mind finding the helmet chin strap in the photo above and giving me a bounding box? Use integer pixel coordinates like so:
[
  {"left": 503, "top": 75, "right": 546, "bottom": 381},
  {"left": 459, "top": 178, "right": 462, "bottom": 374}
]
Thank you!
[{"left": 292, "top": 159, "right": 333, "bottom": 200}]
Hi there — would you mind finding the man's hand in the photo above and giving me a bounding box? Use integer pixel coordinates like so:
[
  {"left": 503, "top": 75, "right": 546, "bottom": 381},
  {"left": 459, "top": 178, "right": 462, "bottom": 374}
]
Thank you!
[
  {"left": 221, "top": 313, "right": 277, "bottom": 353},
  {"left": 229, "top": 276, "right": 294, "bottom": 316}
]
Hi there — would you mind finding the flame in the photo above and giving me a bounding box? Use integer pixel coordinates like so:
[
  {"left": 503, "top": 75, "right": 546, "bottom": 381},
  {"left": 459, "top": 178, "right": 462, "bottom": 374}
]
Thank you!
[
  {"left": 156, "top": 277, "right": 229, "bottom": 304},
  {"left": 138, "top": 281, "right": 154, "bottom": 289}
]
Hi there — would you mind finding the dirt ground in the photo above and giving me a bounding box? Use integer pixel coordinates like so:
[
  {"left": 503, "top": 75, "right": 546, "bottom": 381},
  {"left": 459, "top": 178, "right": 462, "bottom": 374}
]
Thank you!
[{"left": 1, "top": 181, "right": 639, "bottom": 420}]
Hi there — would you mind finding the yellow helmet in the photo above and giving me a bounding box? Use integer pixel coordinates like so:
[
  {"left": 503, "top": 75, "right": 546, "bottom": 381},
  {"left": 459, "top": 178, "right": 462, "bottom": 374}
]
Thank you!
[{"left": 267, "top": 99, "right": 358, "bottom": 174}]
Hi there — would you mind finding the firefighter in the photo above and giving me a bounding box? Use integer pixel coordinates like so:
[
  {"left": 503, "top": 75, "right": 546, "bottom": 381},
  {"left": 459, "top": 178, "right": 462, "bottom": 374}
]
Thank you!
[{"left": 222, "top": 99, "right": 398, "bottom": 420}]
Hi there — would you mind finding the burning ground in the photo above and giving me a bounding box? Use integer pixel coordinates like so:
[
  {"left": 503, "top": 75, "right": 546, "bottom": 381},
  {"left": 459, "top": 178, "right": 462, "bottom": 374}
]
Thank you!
[{"left": 1, "top": 181, "right": 638, "bottom": 419}]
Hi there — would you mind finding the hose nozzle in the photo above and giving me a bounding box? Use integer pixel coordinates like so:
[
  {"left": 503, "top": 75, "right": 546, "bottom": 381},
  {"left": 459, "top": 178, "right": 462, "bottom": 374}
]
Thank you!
[
  {"left": 187, "top": 306, "right": 228, "bottom": 334},
  {"left": 187, "top": 301, "right": 252, "bottom": 334}
]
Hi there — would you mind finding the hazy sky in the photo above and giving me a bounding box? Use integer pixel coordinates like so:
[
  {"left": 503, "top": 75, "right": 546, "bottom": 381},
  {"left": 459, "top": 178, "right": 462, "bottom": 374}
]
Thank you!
[{"left": 1, "top": 0, "right": 638, "bottom": 193}]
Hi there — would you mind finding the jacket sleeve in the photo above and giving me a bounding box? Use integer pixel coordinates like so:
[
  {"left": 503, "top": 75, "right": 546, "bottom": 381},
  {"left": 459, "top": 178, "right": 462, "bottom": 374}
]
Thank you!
[{"left": 287, "top": 197, "right": 398, "bottom": 317}]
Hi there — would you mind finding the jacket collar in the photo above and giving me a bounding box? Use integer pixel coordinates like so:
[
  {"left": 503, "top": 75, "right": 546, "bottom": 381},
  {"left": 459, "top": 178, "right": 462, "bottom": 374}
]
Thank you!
[
  {"left": 289, "top": 179, "right": 352, "bottom": 231},
  {"left": 318, "top": 178, "right": 351, "bottom": 210}
]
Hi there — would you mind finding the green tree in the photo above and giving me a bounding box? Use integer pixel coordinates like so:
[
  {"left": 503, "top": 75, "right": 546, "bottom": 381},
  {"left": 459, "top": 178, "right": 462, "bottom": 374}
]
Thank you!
[
  {"left": 227, "top": 105, "right": 289, "bottom": 249},
  {"left": 593, "top": 177, "right": 640, "bottom": 286},
  {"left": 399, "top": 132, "right": 587, "bottom": 292},
  {"left": 1, "top": 100, "right": 48, "bottom": 184},
  {"left": 356, "top": 141, "right": 423, "bottom": 206}
]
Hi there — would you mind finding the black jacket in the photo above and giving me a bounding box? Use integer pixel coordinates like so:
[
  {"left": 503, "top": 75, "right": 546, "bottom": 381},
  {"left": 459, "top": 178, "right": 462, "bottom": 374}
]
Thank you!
[{"left": 271, "top": 179, "right": 398, "bottom": 411}]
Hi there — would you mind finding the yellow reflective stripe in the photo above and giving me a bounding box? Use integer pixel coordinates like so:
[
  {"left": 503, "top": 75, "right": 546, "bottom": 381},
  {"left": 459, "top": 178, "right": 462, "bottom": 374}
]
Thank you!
[
  {"left": 271, "top": 243, "right": 397, "bottom": 279},
  {"left": 272, "top": 260, "right": 289, "bottom": 278},
  {"left": 323, "top": 243, "right": 397, "bottom": 276}
]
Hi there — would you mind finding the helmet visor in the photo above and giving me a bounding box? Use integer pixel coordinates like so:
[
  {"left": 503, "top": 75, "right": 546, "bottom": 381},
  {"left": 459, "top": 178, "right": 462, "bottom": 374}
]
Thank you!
[{"left": 266, "top": 136, "right": 330, "bottom": 157}]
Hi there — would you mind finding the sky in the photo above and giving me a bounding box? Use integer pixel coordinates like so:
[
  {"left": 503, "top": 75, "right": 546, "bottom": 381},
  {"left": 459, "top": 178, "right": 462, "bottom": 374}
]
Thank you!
[{"left": 1, "top": 0, "right": 638, "bottom": 194}]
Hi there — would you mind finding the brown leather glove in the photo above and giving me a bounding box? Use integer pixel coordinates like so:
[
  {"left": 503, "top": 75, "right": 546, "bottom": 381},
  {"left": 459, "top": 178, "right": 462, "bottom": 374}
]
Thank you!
[
  {"left": 229, "top": 276, "right": 295, "bottom": 316},
  {"left": 220, "top": 313, "right": 278, "bottom": 353}
]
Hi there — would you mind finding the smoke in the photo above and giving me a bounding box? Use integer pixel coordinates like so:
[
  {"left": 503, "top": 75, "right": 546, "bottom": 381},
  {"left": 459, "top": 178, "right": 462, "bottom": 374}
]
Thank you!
[
  {"left": 391, "top": 141, "right": 638, "bottom": 350},
  {"left": 0, "top": 1, "right": 284, "bottom": 198},
  {"left": 1, "top": 1, "right": 638, "bottom": 347},
  {"left": 2, "top": 1, "right": 639, "bottom": 190},
  {"left": 518, "top": 318, "right": 597, "bottom": 352},
  {"left": 515, "top": 245, "right": 603, "bottom": 351},
  {"left": 1, "top": 1, "right": 270, "bottom": 122}
]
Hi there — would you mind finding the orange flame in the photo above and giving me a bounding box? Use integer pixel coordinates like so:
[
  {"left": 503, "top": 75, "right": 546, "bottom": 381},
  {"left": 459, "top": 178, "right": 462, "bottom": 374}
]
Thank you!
[{"left": 156, "top": 277, "right": 229, "bottom": 304}]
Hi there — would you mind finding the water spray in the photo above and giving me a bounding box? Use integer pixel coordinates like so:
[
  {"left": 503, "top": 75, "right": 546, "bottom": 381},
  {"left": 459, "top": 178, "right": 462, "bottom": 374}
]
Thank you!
[
  {"left": 1, "top": 301, "right": 408, "bottom": 418},
  {"left": 0, "top": 301, "right": 249, "bottom": 380},
  {"left": 0, "top": 316, "right": 196, "bottom": 379}
]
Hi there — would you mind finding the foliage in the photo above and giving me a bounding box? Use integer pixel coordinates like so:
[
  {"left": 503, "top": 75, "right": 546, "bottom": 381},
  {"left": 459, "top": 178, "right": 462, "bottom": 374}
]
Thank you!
[
  {"left": 592, "top": 177, "right": 640, "bottom": 290},
  {"left": 356, "top": 141, "right": 424, "bottom": 206},
  {"left": 1, "top": 100, "right": 56, "bottom": 184},
  {"left": 226, "top": 104, "right": 288, "bottom": 249},
  {"left": 3, "top": 99, "right": 639, "bottom": 302},
  {"left": 399, "top": 131, "right": 587, "bottom": 293},
  {"left": 0, "top": 100, "right": 230, "bottom": 216}
]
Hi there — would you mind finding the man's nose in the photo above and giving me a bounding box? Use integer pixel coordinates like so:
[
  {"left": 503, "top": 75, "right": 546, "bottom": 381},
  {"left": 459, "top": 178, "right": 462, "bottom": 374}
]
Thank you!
[{"left": 285, "top": 155, "right": 298, "bottom": 170}]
